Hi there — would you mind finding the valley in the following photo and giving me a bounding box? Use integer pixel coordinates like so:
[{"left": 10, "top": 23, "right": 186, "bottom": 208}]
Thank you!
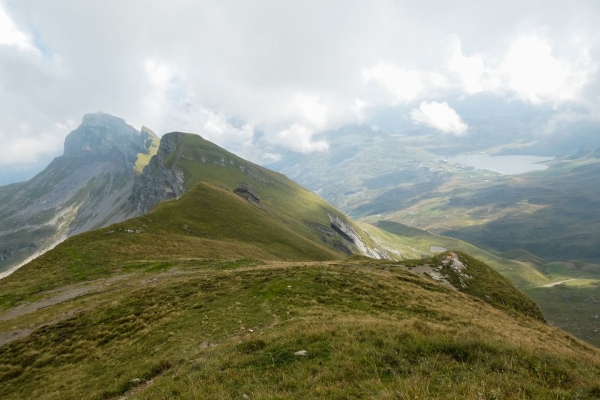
[
  {"left": 272, "top": 119, "right": 600, "bottom": 348},
  {"left": 3, "top": 2, "right": 600, "bottom": 398},
  {"left": 1, "top": 115, "right": 600, "bottom": 398}
]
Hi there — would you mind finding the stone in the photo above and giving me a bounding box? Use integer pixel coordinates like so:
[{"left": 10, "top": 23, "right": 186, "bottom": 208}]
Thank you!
[
  {"left": 64, "top": 112, "right": 151, "bottom": 165},
  {"left": 233, "top": 182, "right": 262, "bottom": 207},
  {"left": 129, "top": 132, "right": 187, "bottom": 215},
  {"left": 328, "top": 213, "right": 390, "bottom": 259}
]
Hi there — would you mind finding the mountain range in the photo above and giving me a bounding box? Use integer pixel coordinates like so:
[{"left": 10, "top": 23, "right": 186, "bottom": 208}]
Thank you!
[
  {"left": 271, "top": 123, "right": 600, "bottom": 347},
  {"left": 0, "top": 113, "right": 599, "bottom": 399}
]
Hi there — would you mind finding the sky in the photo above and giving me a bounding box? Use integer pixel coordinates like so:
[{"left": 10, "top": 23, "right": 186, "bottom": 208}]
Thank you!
[{"left": 1, "top": 0, "right": 600, "bottom": 182}]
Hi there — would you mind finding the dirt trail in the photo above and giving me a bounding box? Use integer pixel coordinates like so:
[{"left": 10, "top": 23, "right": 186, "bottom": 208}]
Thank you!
[{"left": 0, "top": 274, "right": 132, "bottom": 323}]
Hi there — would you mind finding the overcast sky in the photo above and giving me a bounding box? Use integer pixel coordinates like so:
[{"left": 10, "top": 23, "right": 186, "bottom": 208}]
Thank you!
[{"left": 1, "top": 0, "right": 600, "bottom": 180}]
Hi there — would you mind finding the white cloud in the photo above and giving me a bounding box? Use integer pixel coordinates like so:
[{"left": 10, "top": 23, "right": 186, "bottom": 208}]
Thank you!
[
  {"left": 139, "top": 59, "right": 257, "bottom": 154},
  {"left": 410, "top": 101, "right": 468, "bottom": 135},
  {"left": 363, "top": 63, "right": 446, "bottom": 105},
  {"left": 502, "top": 36, "right": 585, "bottom": 104},
  {"left": 273, "top": 124, "right": 329, "bottom": 153},
  {"left": 0, "top": 120, "right": 76, "bottom": 166},
  {"left": 289, "top": 94, "right": 329, "bottom": 129},
  {"left": 447, "top": 35, "right": 596, "bottom": 106},
  {"left": 0, "top": 5, "right": 36, "bottom": 52},
  {"left": 448, "top": 37, "right": 500, "bottom": 94},
  {"left": 2, "top": 0, "right": 600, "bottom": 175}
]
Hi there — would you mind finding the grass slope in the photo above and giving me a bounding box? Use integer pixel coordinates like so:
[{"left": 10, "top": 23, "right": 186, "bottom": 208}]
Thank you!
[
  {"left": 429, "top": 251, "right": 544, "bottom": 321},
  {"left": 1, "top": 133, "right": 599, "bottom": 398},
  {"left": 0, "top": 182, "right": 343, "bottom": 309},
  {"left": 1, "top": 258, "right": 599, "bottom": 399},
  {"left": 133, "top": 127, "right": 160, "bottom": 174},
  {"left": 138, "top": 132, "right": 388, "bottom": 258},
  {"left": 372, "top": 220, "right": 549, "bottom": 287}
]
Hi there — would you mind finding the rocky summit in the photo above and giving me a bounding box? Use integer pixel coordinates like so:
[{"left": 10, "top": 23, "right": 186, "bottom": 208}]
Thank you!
[
  {"left": 63, "top": 112, "right": 154, "bottom": 163},
  {"left": 0, "top": 113, "right": 157, "bottom": 277}
]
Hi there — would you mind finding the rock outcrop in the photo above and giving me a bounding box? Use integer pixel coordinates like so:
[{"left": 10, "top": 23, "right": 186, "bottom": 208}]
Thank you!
[
  {"left": 0, "top": 113, "right": 155, "bottom": 278},
  {"left": 233, "top": 182, "right": 262, "bottom": 208},
  {"left": 328, "top": 213, "right": 390, "bottom": 259},
  {"left": 64, "top": 112, "right": 153, "bottom": 164},
  {"left": 129, "top": 132, "right": 187, "bottom": 215}
]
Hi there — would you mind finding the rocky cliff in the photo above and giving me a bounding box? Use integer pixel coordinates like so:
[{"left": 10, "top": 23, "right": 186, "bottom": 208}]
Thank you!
[
  {"left": 64, "top": 112, "right": 154, "bottom": 163},
  {"left": 129, "top": 132, "right": 187, "bottom": 215},
  {"left": 0, "top": 113, "right": 156, "bottom": 276},
  {"left": 327, "top": 213, "right": 390, "bottom": 259}
]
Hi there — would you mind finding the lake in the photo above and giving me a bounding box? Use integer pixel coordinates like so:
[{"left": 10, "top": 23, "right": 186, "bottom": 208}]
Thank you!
[{"left": 446, "top": 154, "right": 554, "bottom": 175}]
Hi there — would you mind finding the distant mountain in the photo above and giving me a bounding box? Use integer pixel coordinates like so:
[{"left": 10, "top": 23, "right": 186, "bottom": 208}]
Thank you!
[
  {"left": 0, "top": 113, "right": 158, "bottom": 276},
  {"left": 122, "top": 131, "right": 394, "bottom": 260},
  {"left": 271, "top": 123, "right": 600, "bottom": 348},
  {"left": 2, "top": 144, "right": 598, "bottom": 398},
  {"left": 1, "top": 120, "right": 406, "bottom": 278},
  {"left": 269, "top": 125, "right": 443, "bottom": 216}
]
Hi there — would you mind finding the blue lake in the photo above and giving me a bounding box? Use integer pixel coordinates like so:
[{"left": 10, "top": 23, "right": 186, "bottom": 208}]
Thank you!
[{"left": 447, "top": 154, "right": 554, "bottom": 175}]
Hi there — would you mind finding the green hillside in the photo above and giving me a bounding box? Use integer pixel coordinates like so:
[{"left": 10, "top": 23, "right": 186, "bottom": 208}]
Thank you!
[
  {"left": 1, "top": 133, "right": 599, "bottom": 399},
  {"left": 371, "top": 220, "right": 549, "bottom": 287},
  {"left": 2, "top": 254, "right": 599, "bottom": 399}
]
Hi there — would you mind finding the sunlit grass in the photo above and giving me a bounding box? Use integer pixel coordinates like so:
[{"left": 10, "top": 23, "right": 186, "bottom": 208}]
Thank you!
[{"left": 1, "top": 260, "right": 598, "bottom": 399}]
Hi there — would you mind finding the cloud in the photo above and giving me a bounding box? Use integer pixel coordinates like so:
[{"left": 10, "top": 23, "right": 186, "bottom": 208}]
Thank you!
[
  {"left": 410, "top": 101, "right": 468, "bottom": 134},
  {"left": 0, "top": 120, "right": 76, "bottom": 166},
  {"left": 2, "top": 0, "right": 600, "bottom": 175},
  {"left": 363, "top": 63, "right": 446, "bottom": 105},
  {"left": 448, "top": 37, "right": 500, "bottom": 94},
  {"left": 502, "top": 36, "right": 587, "bottom": 104},
  {"left": 0, "top": 5, "right": 37, "bottom": 53},
  {"left": 447, "top": 35, "right": 597, "bottom": 106},
  {"left": 273, "top": 124, "right": 329, "bottom": 153}
]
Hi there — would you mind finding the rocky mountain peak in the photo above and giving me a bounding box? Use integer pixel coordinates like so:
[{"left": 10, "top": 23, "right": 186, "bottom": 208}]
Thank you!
[
  {"left": 128, "top": 132, "right": 189, "bottom": 215},
  {"left": 63, "top": 112, "right": 150, "bottom": 165}
]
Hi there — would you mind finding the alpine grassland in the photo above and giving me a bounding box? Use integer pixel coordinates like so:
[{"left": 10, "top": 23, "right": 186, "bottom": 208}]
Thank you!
[
  {"left": 2, "top": 256, "right": 600, "bottom": 399},
  {"left": 1, "top": 134, "right": 599, "bottom": 399}
]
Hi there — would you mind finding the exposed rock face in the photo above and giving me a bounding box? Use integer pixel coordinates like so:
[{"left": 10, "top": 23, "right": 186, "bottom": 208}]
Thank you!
[
  {"left": 327, "top": 213, "right": 391, "bottom": 259},
  {"left": 0, "top": 113, "right": 154, "bottom": 277},
  {"left": 64, "top": 112, "right": 153, "bottom": 164},
  {"left": 233, "top": 182, "right": 262, "bottom": 207},
  {"left": 307, "top": 222, "right": 353, "bottom": 255},
  {"left": 129, "top": 132, "right": 187, "bottom": 215},
  {"left": 307, "top": 222, "right": 335, "bottom": 237},
  {"left": 436, "top": 252, "right": 474, "bottom": 289}
]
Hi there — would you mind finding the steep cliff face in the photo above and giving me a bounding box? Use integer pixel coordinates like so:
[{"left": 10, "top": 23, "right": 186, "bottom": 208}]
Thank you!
[
  {"left": 126, "top": 131, "right": 395, "bottom": 260},
  {"left": 129, "top": 132, "right": 187, "bottom": 215},
  {"left": 0, "top": 113, "right": 155, "bottom": 276},
  {"left": 63, "top": 113, "right": 153, "bottom": 163},
  {"left": 327, "top": 213, "right": 391, "bottom": 259}
]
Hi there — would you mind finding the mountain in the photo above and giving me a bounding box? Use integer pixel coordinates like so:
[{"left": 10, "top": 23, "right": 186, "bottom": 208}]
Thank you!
[
  {"left": 1, "top": 134, "right": 598, "bottom": 398},
  {"left": 124, "top": 130, "right": 396, "bottom": 261},
  {"left": 268, "top": 125, "right": 443, "bottom": 215},
  {"left": 0, "top": 113, "right": 158, "bottom": 276},
  {"left": 270, "top": 124, "right": 600, "bottom": 347}
]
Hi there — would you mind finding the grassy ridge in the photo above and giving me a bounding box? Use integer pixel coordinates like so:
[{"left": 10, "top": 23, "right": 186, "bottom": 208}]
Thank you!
[
  {"left": 160, "top": 133, "right": 384, "bottom": 253},
  {"left": 429, "top": 251, "right": 544, "bottom": 321},
  {"left": 372, "top": 220, "right": 549, "bottom": 287},
  {"left": 0, "top": 182, "right": 343, "bottom": 309},
  {"left": 1, "top": 259, "right": 598, "bottom": 399},
  {"left": 2, "top": 132, "right": 599, "bottom": 399}
]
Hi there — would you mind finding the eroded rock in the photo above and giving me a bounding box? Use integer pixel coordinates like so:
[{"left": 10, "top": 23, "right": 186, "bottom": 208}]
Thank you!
[{"left": 233, "top": 182, "right": 262, "bottom": 208}]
